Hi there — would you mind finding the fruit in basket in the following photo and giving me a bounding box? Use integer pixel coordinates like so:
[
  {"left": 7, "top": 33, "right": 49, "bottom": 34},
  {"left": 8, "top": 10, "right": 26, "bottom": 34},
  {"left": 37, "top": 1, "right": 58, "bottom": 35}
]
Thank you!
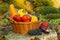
[
  {"left": 31, "top": 16, "right": 38, "bottom": 22},
  {"left": 18, "top": 9, "right": 28, "bottom": 17},
  {"left": 10, "top": 4, "right": 17, "bottom": 18},
  {"left": 13, "top": 15, "right": 22, "bottom": 22},
  {"left": 21, "top": 14, "right": 31, "bottom": 22}
]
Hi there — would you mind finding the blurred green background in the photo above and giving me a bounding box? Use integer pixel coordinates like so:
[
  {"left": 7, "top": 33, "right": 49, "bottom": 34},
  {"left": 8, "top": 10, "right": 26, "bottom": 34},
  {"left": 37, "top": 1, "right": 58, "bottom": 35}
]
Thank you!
[{"left": 0, "top": 0, "right": 60, "bottom": 24}]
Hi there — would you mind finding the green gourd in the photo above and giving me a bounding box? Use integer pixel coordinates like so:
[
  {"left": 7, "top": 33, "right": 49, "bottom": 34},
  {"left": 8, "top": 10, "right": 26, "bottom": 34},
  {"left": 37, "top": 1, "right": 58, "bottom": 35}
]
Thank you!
[
  {"left": 35, "top": 6, "right": 60, "bottom": 15},
  {"left": 45, "top": 13, "right": 60, "bottom": 19}
]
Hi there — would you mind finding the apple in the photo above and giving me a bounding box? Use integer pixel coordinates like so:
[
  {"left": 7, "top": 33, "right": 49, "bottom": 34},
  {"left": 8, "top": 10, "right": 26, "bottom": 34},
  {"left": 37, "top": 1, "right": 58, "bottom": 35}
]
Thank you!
[
  {"left": 13, "top": 15, "right": 22, "bottom": 22},
  {"left": 41, "top": 22, "right": 48, "bottom": 29},
  {"left": 21, "top": 14, "right": 31, "bottom": 22}
]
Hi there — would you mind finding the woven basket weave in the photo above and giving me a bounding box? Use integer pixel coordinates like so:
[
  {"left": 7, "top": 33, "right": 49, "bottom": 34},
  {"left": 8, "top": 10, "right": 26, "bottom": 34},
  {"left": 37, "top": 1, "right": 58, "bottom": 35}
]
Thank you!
[{"left": 8, "top": 18, "right": 40, "bottom": 34}]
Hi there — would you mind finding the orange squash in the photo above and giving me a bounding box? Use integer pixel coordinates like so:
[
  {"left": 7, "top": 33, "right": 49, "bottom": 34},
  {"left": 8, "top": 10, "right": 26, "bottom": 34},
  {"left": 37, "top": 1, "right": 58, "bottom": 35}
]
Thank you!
[{"left": 10, "top": 4, "right": 17, "bottom": 18}]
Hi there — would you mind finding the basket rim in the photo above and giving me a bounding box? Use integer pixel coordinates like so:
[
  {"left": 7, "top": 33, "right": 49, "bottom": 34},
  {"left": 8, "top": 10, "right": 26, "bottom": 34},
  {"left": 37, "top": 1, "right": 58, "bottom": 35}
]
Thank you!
[
  {"left": 12, "top": 21, "right": 40, "bottom": 24},
  {"left": 8, "top": 18, "right": 40, "bottom": 24}
]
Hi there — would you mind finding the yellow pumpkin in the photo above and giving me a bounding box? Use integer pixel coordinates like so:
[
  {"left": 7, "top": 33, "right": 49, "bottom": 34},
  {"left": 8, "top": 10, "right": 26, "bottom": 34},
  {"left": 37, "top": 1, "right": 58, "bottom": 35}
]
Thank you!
[
  {"left": 31, "top": 16, "right": 38, "bottom": 22},
  {"left": 18, "top": 9, "right": 28, "bottom": 17}
]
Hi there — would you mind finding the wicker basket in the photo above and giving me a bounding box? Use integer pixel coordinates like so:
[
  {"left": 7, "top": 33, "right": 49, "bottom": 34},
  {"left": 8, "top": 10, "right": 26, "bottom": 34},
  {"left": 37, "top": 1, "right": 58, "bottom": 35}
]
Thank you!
[{"left": 8, "top": 18, "right": 40, "bottom": 34}]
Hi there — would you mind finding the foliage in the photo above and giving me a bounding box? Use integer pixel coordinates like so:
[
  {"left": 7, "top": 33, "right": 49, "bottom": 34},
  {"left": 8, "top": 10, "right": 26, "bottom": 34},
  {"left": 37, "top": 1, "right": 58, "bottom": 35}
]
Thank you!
[
  {"left": 0, "top": 3, "right": 9, "bottom": 15},
  {"left": 2, "top": 0, "right": 13, "bottom": 4},
  {"left": 28, "top": 0, "right": 54, "bottom": 7},
  {"left": 49, "top": 18, "right": 60, "bottom": 25},
  {"left": 40, "top": 18, "right": 48, "bottom": 22},
  {"left": 45, "top": 13, "right": 60, "bottom": 19},
  {"left": 35, "top": 6, "right": 60, "bottom": 15}
]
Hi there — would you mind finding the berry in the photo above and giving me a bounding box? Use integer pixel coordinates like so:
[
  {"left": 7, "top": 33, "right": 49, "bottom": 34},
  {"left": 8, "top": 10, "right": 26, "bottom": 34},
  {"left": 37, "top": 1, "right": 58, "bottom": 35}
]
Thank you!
[
  {"left": 28, "top": 30, "right": 36, "bottom": 36},
  {"left": 35, "top": 29, "right": 42, "bottom": 35},
  {"left": 28, "top": 29, "right": 42, "bottom": 35}
]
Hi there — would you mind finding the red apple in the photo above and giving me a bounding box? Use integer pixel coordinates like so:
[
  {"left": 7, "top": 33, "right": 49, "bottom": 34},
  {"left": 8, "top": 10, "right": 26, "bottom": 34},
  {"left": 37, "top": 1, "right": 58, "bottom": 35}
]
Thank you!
[
  {"left": 41, "top": 22, "right": 48, "bottom": 29},
  {"left": 13, "top": 15, "right": 22, "bottom": 22},
  {"left": 21, "top": 14, "right": 31, "bottom": 22}
]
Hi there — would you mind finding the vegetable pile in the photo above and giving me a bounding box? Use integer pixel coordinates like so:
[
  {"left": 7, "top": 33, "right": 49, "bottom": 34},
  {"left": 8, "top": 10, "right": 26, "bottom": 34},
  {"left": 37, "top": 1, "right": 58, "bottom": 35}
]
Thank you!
[{"left": 10, "top": 4, "right": 38, "bottom": 22}]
